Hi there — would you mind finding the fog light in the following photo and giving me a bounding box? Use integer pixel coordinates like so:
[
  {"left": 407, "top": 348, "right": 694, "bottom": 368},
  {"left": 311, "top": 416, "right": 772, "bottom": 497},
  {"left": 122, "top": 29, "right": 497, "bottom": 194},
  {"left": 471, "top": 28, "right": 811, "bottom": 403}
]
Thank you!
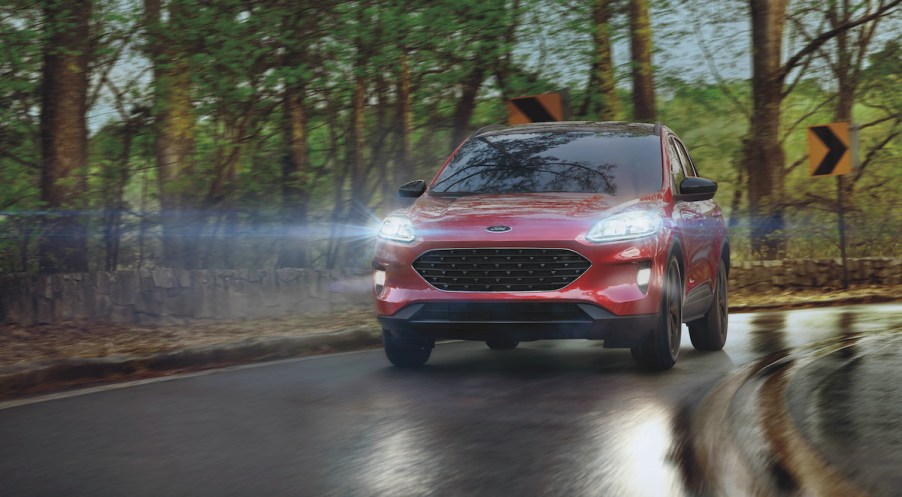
[
  {"left": 373, "top": 261, "right": 387, "bottom": 296},
  {"left": 636, "top": 262, "right": 652, "bottom": 293},
  {"left": 374, "top": 269, "right": 386, "bottom": 295}
]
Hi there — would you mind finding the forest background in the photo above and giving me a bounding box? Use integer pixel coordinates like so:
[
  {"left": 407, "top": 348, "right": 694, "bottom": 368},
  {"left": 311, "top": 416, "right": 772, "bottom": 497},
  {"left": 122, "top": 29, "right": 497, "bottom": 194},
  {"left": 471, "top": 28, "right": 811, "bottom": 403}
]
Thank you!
[{"left": 0, "top": 0, "right": 899, "bottom": 274}]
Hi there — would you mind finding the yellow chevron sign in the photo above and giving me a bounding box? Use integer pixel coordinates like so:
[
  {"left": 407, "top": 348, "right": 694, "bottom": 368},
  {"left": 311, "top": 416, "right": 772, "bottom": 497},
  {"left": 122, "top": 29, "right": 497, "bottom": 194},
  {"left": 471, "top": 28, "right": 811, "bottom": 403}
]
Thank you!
[{"left": 807, "top": 122, "right": 852, "bottom": 177}]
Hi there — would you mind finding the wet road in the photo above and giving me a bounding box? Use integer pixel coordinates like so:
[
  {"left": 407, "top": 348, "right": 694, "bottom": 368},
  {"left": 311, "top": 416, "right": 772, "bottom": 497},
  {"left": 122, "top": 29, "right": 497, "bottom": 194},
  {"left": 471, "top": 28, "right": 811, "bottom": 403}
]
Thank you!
[
  {"left": 1, "top": 304, "right": 900, "bottom": 497},
  {"left": 787, "top": 331, "right": 902, "bottom": 497}
]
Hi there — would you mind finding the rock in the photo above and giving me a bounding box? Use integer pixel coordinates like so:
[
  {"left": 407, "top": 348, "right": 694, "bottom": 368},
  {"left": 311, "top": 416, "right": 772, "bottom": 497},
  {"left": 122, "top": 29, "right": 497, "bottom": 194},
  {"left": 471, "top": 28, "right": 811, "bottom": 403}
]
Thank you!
[{"left": 152, "top": 268, "right": 176, "bottom": 288}]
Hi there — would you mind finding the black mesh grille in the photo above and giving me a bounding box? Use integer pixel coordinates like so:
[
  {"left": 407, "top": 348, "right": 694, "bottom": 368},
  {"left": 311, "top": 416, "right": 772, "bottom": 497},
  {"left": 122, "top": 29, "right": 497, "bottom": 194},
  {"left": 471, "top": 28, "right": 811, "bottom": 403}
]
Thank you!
[
  {"left": 412, "top": 248, "right": 591, "bottom": 292},
  {"left": 412, "top": 302, "right": 590, "bottom": 322}
]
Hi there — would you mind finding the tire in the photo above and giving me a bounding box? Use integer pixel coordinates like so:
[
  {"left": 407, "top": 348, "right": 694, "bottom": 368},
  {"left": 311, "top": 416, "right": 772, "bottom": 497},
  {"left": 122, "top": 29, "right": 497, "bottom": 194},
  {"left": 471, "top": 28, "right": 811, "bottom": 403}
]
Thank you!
[
  {"left": 631, "top": 256, "right": 682, "bottom": 370},
  {"left": 688, "top": 258, "right": 729, "bottom": 351},
  {"left": 382, "top": 330, "right": 433, "bottom": 368},
  {"left": 486, "top": 338, "right": 519, "bottom": 350}
]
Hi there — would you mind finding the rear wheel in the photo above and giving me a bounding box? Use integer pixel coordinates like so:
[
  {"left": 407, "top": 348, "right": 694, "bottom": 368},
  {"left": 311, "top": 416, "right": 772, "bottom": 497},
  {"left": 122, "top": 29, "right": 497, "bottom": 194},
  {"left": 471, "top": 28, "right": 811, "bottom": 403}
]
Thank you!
[
  {"left": 382, "top": 330, "right": 433, "bottom": 368},
  {"left": 688, "top": 259, "right": 729, "bottom": 351},
  {"left": 486, "top": 338, "right": 519, "bottom": 350},
  {"left": 631, "top": 256, "right": 682, "bottom": 370}
]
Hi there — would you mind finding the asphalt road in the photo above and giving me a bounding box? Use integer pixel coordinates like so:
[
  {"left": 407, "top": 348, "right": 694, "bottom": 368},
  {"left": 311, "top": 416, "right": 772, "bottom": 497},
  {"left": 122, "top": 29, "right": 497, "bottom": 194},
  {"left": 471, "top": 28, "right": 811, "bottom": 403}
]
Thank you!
[{"left": 1, "top": 304, "right": 900, "bottom": 497}]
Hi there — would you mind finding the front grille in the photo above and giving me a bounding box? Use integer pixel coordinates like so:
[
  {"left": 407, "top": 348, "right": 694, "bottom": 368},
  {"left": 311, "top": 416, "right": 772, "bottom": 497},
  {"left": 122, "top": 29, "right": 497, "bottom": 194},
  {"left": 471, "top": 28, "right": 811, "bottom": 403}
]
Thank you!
[
  {"left": 412, "top": 302, "right": 590, "bottom": 322},
  {"left": 412, "top": 248, "right": 591, "bottom": 292}
]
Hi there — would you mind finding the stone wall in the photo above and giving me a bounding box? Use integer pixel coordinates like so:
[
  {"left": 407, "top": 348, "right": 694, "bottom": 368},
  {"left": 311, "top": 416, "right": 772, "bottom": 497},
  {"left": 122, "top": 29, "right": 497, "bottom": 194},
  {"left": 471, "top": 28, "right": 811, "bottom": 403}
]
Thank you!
[
  {"left": 0, "top": 268, "right": 371, "bottom": 326},
  {"left": 728, "top": 258, "right": 901, "bottom": 291},
  {"left": 1, "top": 258, "right": 899, "bottom": 326}
]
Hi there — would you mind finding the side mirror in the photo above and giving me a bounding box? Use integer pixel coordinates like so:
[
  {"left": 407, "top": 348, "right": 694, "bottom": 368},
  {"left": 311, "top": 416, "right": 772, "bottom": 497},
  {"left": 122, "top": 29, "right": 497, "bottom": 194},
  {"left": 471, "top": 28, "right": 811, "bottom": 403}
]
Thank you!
[
  {"left": 676, "top": 177, "right": 717, "bottom": 202},
  {"left": 398, "top": 180, "right": 427, "bottom": 198}
]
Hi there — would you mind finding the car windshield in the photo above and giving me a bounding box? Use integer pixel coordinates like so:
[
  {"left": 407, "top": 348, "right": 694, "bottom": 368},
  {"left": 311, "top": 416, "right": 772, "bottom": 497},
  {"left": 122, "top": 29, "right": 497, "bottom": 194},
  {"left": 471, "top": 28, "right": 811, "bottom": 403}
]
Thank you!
[{"left": 431, "top": 130, "right": 663, "bottom": 197}]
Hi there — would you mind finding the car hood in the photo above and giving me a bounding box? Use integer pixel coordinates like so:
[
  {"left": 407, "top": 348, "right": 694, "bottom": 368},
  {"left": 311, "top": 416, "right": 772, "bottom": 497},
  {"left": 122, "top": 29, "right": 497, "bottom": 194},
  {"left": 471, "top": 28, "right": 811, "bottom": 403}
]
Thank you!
[{"left": 405, "top": 192, "right": 663, "bottom": 241}]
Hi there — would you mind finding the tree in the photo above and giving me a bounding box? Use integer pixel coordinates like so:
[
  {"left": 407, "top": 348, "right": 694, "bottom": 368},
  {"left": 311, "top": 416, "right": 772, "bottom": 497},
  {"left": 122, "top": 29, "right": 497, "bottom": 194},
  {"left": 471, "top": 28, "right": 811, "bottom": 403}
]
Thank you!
[
  {"left": 629, "top": 0, "right": 655, "bottom": 121},
  {"left": 145, "top": 0, "right": 197, "bottom": 269},
  {"left": 276, "top": 2, "right": 321, "bottom": 269},
  {"left": 582, "top": 0, "right": 619, "bottom": 119},
  {"left": 440, "top": 0, "right": 522, "bottom": 148},
  {"left": 815, "top": 0, "right": 899, "bottom": 195},
  {"left": 38, "top": 0, "right": 92, "bottom": 273},
  {"left": 742, "top": 0, "right": 900, "bottom": 257}
]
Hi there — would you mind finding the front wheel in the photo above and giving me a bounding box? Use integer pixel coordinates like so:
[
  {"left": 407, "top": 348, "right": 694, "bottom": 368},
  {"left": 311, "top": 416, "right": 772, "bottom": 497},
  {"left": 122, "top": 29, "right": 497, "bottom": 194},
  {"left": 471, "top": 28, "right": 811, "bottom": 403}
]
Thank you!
[
  {"left": 631, "top": 256, "right": 682, "bottom": 370},
  {"left": 383, "top": 330, "right": 433, "bottom": 368},
  {"left": 688, "top": 259, "right": 729, "bottom": 351}
]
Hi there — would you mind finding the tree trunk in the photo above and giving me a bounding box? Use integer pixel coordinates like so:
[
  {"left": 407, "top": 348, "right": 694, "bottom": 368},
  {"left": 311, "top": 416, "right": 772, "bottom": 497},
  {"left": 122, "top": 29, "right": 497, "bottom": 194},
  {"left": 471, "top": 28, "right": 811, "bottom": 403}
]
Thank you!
[
  {"left": 38, "top": 0, "right": 92, "bottom": 273},
  {"left": 349, "top": 74, "right": 367, "bottom": 204},
  {"left": 138, "top": 169, "right": 149, "bottom": 270},
  {"left": 744, "top": 0, "right": 788, "bottom": 258},
  {"left": 450, "top": 68, "right": 485, "bottom": 150},
  {"left": 324, "top": 100, "right": 345, "bottom": 270},
  {"left": 103, "top": 128, "right": 133, "bottom": 271},
  {"left": 397, "top": 51, "right": 413, "bottom": 183},
  {"left": 629, "top": 0, "right": 655, "bottom": 121},
  {"left": 371, "top": 71, "right": 394, "bottom": 213},
  {"left": 583, "top": 0, "right": 619, "bottom": 120},
  {"left": 277, "top": 88, "right": 310, "bottom": 268},
  {"left": 145, "top": 0, "right": 196, "bottom": 269}
]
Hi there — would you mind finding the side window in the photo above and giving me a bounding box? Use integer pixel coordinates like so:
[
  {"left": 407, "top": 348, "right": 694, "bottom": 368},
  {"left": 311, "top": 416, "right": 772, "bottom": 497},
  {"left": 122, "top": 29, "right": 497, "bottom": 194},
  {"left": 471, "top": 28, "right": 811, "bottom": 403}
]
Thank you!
[
  {"left": 675, "top": 140, "right": 698, "bottom": 177},
  {"left": 668, "top": 138, "right": 686, "bottom": 193}
]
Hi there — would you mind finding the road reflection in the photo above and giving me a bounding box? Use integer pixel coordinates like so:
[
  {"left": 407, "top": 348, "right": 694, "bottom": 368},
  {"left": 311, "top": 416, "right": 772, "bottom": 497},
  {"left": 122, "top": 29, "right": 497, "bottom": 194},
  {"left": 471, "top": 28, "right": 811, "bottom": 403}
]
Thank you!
[
  {"left": 610, "top": 403, "right": 682, "bottom": 496},
  {"left": 835, "top": 310, "right": 859, "bottom": 358},
  {"left": 749, "top": 312, "right": 788, "bottom": 355},
  {"left": 356, "top": 420, "right": 438, "bottom": 496}
]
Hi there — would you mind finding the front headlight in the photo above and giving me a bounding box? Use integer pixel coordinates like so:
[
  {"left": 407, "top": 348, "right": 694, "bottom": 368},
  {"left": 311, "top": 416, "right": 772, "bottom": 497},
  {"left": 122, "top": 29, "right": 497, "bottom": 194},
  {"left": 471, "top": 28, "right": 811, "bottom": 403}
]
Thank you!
[
  {"left": 586, "top": 211, "right": 660, "bottom": 243},
  {"left": 379, "top": 216, "right": 416, "bottom": 243}
]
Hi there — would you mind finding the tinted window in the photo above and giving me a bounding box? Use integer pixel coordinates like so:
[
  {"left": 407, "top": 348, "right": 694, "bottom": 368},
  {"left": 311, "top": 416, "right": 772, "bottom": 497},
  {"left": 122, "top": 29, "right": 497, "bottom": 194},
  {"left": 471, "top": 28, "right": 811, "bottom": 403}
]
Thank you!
[
  {"left": 668, "top": 138, "right": 686, "bottom": 192},
  {"left": 431, "top": 131, "right": 663, "bottom": 197},
  {"left": 674, "top": 140, "right": 697, "bottom": 176}
]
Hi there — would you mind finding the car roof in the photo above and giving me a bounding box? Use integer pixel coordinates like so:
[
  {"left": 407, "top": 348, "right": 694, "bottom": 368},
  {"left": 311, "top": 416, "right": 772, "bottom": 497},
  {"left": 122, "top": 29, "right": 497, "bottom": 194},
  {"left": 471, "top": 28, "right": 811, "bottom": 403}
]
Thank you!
[{"left": 474, "top": 121, "right": 663, "bottom": 138}]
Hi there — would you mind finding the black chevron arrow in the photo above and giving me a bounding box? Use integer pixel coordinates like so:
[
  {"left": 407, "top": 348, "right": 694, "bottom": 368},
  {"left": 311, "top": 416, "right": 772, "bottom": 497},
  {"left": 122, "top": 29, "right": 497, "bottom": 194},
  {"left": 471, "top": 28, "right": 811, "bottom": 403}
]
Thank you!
[
  {"left": 512, "top": 97, "right": 556, "bottom": 123},
  {"left": 811, "top": 126, "right": 848, "bottom": 176}
]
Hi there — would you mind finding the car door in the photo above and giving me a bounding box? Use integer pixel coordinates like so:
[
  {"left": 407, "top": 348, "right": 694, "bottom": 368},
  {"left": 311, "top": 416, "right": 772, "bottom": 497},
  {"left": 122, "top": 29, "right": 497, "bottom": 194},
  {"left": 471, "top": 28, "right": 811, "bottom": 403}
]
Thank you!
[
  {"left": 667, "top": 136, "right": 709, "bottom": 317},
  {"left": 672, "top": 137, "right": 717, "bottom": 318}
]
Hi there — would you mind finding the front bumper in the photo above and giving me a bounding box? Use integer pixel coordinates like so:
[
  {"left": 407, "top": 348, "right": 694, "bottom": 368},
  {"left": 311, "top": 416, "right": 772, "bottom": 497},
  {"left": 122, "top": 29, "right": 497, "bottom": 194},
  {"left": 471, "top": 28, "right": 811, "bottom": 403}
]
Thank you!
[
  {"left": 378, "top": 301, "right": 657, "bottom": 348},
  {"left": 374, "top": 235, "right": 668, "bottom": 317}
]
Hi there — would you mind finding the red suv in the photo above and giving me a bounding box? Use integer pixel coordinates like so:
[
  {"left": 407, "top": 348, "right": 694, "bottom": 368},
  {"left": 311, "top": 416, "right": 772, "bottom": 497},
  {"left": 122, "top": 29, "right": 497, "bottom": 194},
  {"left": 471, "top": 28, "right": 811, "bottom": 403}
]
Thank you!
[{"left": 373, "top": 122, "right": 729, "bottom": 370}]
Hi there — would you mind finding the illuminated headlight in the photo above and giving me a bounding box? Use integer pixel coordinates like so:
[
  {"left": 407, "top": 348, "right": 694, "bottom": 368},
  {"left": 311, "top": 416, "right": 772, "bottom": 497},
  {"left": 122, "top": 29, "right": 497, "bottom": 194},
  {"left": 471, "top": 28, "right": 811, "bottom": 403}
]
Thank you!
[
  {"left": 587, "top": 212, "right": 660, "bottom": 243},
  {"left": 379, "top": 216, "right": 416, "bottom": 243}
]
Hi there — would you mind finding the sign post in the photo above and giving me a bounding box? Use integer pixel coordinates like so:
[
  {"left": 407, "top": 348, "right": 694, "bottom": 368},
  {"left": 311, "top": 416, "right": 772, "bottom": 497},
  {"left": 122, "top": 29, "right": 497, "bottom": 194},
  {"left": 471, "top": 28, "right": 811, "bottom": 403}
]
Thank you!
[{"left": 806, "top": 122, "right": 854, "bottom": 289}]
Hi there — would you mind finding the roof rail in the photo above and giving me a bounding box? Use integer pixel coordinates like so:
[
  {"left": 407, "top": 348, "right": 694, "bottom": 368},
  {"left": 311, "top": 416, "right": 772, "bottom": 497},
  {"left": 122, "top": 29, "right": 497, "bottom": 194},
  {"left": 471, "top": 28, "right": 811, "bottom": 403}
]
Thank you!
[
  {"left": 473, "top": 124, "right": 507, "bottom": 136},
  {"left": 653, "top": 122, "right": 664, "bottom": 135}
]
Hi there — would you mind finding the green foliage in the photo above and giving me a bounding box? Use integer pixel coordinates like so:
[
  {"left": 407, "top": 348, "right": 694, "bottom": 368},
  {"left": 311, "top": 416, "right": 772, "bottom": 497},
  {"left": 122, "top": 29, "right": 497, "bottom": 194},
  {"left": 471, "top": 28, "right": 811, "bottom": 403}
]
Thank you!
[{"left": 0, "top": 0, "right": 899, "bottom": 273}]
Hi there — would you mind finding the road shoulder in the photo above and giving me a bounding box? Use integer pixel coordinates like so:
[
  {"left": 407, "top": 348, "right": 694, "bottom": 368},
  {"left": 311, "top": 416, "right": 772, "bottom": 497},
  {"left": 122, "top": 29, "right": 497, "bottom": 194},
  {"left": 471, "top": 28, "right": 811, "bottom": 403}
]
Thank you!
[{"left": 1, "top": 287, "right": 898, "bottom": 401}]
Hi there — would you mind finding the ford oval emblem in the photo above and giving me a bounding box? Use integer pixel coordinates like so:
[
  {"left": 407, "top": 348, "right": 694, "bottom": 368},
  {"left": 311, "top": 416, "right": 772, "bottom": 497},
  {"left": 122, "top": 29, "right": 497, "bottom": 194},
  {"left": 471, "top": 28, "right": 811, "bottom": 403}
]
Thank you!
[{"left": 485, "top": 225, "right": 512, "bottom": 233}]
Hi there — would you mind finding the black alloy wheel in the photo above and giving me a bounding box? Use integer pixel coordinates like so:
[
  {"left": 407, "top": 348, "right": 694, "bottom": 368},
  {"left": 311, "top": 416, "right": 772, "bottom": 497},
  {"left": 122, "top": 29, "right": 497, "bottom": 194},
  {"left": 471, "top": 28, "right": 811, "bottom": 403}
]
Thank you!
[
  {"left": 383, "top": 330, "right": 433, "bottom": 367},
  {"left": 631, "top": 256, "right": 682, "bottom": 370},
  {"left": 688, "top": 259, "right": 729, "bottom": 351}
]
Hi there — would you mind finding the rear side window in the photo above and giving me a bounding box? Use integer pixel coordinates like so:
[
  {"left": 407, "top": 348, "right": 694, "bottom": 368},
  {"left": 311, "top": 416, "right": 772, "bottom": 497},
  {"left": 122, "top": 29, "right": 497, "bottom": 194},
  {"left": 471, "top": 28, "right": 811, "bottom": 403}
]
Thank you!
[
  {"left": 431, "top": 131, "right": 663, "bottom": 198},
  {"left": 674, "top": 140, "right": 698, "bottom": 176},
  {"left": 668, "top": 138, "right": 687, "bottom": 193}
]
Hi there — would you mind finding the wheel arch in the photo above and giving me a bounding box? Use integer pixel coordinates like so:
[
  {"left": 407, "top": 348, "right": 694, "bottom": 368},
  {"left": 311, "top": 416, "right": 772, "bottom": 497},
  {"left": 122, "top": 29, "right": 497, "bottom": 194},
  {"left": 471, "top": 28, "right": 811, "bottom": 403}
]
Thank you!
[
  {"left": 667, "top": 236, "right": 686, "bottom": 282},
  {"left": 720, "top": 239, "right": 731, "bottom": 276}
]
